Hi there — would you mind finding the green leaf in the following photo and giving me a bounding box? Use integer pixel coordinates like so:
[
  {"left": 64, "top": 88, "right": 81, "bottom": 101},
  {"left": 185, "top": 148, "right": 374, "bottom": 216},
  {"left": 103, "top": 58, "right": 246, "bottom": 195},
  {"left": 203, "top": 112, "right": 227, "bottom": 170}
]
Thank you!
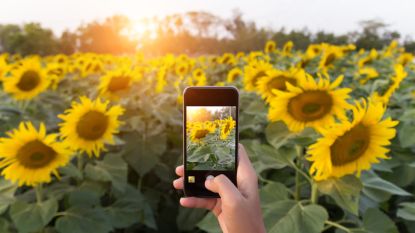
[
  {"left": 362, "top": 172, "right": 411, "bottom": 201},
  {"left": 398, "top": 122, "right": 415, "bottom": 148},
  {"left": 59, "top": 163, "right": 83, "bottom": 180},
  {"left": 106, "top": 185, "right": 156, "bottom": 229},
  {"left": 122, "top": 132, "right": 166, "bottom": 176},
  {"left": 264, "top": 201, "right": 328, "bottom": 233},
  {"left": 197, "top": 212, "right": 221, "bottom": 233},
  {"left": 265, "top": 121, "right": 293, "bottom": 150},
  {"left": 177, "top": 207, "right": 207, "bottom": 231},
  {"left": 317, "top": 175, "right": 362, "bottom": 215},
  {"left": 0, "top": 178, "right": 18, "bottom": 215},
  {"left": 397, "top": 202, "right": 415, "bottom": 221},
  {"left": 363, "top": 208, "right": 398, "bottom": 233},
  {"left": 0, "top": 218, "right": 11, "bottom": 233},
  {"left": 10, "top": 198, "right": 58, "bottom": 233},
  {"left": 85, "top": 153, "right": 128, "bottom": 192},
  {"left": 55, "top": 207, "right": 112, "bottom": 233},
  {"left": 260, "top": 182, "right": 291, "bottom": 207}
]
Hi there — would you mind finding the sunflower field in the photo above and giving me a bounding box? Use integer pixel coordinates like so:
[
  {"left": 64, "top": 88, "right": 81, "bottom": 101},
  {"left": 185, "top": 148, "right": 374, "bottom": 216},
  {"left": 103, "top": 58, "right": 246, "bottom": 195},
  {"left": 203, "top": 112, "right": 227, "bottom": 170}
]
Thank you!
[
  {"left": 0, "top": 39, "right": 414, "bottom": 233},
  {"left": 187, "top": 114, "right": 236, "bottom": 171}
]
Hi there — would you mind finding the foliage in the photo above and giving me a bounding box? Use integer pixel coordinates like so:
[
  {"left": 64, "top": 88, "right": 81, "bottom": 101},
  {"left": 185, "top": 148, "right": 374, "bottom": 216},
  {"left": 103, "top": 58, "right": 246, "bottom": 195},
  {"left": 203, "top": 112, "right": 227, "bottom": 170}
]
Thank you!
[{"left": 0, "top": 38, "right": 414, "bottom": 233}]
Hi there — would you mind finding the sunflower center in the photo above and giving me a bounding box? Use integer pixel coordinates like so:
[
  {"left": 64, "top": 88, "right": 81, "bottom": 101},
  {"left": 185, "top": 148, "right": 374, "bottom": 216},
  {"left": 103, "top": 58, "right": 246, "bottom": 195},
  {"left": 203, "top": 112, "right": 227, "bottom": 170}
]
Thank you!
[
  {"left": 324, "top": 53, "right": 336, "bottom": 66},
  {"left": 330, "top": 124, "right": 370, "bottom": 166},
  {"left": 17, "top": 70, "right": 41, "bottom": 91},
  {"left": 195, "top": 129, "right": 209, "bottom": 139},
  {"left": 288, "top": 90, "right": 333, "bottom": 122},
  {"left": 16, "top": 140, "right": 56, "bottom": 168},
  {"left": 108, "top": 75, "right": 131, "bottom": 92},
  {"left": 76, "top": 111, "right": 109, "bottom": 140},
  {"left": 268, "top": 75, "right": 297, "bottom": 91}
]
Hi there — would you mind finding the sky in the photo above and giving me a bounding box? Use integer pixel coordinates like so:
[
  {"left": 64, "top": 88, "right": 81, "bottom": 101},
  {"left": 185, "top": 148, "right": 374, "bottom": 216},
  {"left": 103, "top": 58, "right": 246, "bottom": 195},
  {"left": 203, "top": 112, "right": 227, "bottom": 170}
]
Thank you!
[{"left": 0, "top": 0, "right": 414, "bottom": 38}]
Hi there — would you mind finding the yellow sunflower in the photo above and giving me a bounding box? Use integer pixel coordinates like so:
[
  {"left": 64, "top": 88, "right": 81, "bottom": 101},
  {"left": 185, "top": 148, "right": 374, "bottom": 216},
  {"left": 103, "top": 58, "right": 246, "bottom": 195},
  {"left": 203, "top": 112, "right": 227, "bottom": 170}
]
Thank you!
[
  {"left": 256, "top": 68, "right": 305, "bottom": 102},
  {"left": 2, "top": 58, "right": 50, "bottom": 100},
  {"left": 308, "top": 100, "right": 398, "bottom": 181},
  {"left": 47, "top": 62, "right": 68, "bottom": 90},
  {"left": 219, "top": 53, "right": 236, "bottom": 66},
  {"left": 318, "top": 45, "right": 344, "bottom": 71},
  {"left": 397, "top": 53, "right": 414, "bottom": 66},
  {"left": 0, "top": 122, "right": 71, "bottom": 186},
  {"left": 282, "top": 41, "right": 294, "bottom": 56},
  {"left": 0, "top": 55, "right": 8, "bottom": 81},
  {"left": 227, "top": 68, "right": 242, "bottom": 83},
  {"left": 357, "top": 67, "right": 379, "bottom": 85},
  {"left": 268, "top": 74, "right": 352, "bottom": 132},
  {"left": 264, "top": 40, "right": 277, "bottom": 53},
  {"left": 220, "top": 117, "right": 236, "bottom": 140},
  {"left": 243, "top": 60, "right": 274, "bottom": 91},
  {"left": 358, "top": 49, "right": 378, "bottom": 68},
  {"left": 372, "top": 64, "right": 407, "bottom": 105},
  {"left": 58, "top": 97, "right": 124, "bottom": 157},
  {"left": 175, "top": 62, "right": 190, "bottom": 77},
  {"left": 189, "top": 121, "right": 216, "bottom": 143},
  {"left": 98, "top": 67, "right": 141, "bottom": 100}
]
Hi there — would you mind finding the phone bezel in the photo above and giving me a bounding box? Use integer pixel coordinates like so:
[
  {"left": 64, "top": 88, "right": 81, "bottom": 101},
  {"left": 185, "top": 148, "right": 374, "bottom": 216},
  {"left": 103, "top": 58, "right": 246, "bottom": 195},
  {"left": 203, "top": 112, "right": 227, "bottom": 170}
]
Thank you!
[{"left": 183, "top": 86, "right": 239, "bottom": 198}]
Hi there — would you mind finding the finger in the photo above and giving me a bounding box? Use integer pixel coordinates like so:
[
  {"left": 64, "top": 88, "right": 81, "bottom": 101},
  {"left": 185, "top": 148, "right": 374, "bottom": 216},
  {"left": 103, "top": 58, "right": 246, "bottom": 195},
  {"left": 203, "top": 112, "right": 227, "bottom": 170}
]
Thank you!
[
  {"left": 180, "top": 197, "right": 217, "bottom": 211},
  {"left": 205, "top": 174, "right": 242, "bottom": 206},
  {"left": 175, "top": 165, "right": 184, "bottom": 177},
  {"left": 173, "top": 177, "right": 183, "bottom": 190},
  {"left": 237, "top": 143, "right": 257, "bottom": 181}
]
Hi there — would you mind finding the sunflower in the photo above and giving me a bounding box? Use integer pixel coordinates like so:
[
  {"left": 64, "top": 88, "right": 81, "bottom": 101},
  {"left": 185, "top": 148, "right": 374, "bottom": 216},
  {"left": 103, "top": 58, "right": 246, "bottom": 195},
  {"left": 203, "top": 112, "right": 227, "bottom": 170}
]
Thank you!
[
  {"left": 219, "top": 53, "right": 236, "bottom": 66},
  {"left": 227, "top": 68, "right": 242, "bottom": 83},
  {"left": 47, "top": 62, "right": 68, "bottom": 90},
  {"left": 318, "top": 45, "right": 344, "bottom": 71},
  {"left": 243, "top": 60, "right": 274, "bottom": 91},
  {"left": 175, "top": 62, "right": 190, "bottom": 77},
  {"left": 2, "top": 58, "right": 50, "bottom": 100},
  {"left": 189, "top": 121, "right": 216, "bottom": 143},
  {"left": 256, "top": 68, "right": 304, "bottom": 102},
  {"left": 58, "top": 97, "right": 124, "bottom": 157},
  {"left": 268, "top": 74, "right": 352, "bottom": 132},
  {"left": 282, "top": 41, "right": 294, "bottom": 56},
  {"left": 98, "top": 67, "right": 141, "bottom": 100},
  {"left": 192, "top": 68, "right": 207, "bottom": 86},
  {"left": 307, "top": 100, "right": 398, "bottom": 181},
  {"left": 397, "top": 53, "right": 414, "bottom": 66},
  {"left": 264, "top": 40, "right": 277, "bottom": 53},
  {"left": 372, "top": 64, "right": 407, "bottom": 105},
  {"left": 220, "top": 117, "right": 236, "bottom": 140},
  {"left": 357, "top": 67, "right": 379, "bottom": 85},
  {"left": 358, "top": 49, "right": 378, "bottom": 68},
  {"left": 0, "top": 122, "right": 71, "bottom": 186}
]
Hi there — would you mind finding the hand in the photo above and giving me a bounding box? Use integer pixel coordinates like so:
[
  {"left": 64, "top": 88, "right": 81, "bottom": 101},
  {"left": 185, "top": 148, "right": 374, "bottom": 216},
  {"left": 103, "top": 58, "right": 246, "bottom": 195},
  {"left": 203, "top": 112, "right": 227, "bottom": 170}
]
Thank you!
[{"left": 173, "top": 144, "right": 266, "bottom": 233}]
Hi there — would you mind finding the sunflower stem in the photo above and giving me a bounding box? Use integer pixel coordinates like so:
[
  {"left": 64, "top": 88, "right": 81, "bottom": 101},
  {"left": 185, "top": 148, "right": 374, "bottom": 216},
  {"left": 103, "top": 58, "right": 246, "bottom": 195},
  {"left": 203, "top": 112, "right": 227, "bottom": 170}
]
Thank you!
[
  {"left": 76, "top": 154, "right": 84, "bottom": 185},
  {"left": 311, "top": 181, "right": 318, "bottom": 204},
  {"left": 35, "top": 184, "right": 43, "bottom": 204},
  {"left": 294, "top": 145, "right": 302, "bottom": 201},
  {"left": 324, "top": 220, "right": 351, "bottom": 233}
]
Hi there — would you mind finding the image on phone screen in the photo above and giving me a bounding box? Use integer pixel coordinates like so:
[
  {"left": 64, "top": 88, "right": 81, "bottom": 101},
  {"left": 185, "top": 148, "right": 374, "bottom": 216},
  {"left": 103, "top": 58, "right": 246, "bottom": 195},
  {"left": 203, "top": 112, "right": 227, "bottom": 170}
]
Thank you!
[{"left": 186, "top": 106, "right": 236, "bottom": 171}]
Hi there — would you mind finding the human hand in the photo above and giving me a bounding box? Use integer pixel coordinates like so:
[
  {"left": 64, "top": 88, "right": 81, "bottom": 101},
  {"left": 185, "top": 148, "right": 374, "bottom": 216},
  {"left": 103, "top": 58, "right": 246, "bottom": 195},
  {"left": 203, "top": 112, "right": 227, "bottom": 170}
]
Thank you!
[{"left": 173, "top": 144, "right": 266, "bottom": 233}]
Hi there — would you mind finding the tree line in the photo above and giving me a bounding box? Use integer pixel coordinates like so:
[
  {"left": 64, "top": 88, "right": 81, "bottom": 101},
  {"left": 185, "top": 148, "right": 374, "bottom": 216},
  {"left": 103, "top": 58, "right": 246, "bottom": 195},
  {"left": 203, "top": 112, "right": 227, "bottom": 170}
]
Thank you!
[{"left": 0, "top": 11, "right": 414, "bottom": 56}]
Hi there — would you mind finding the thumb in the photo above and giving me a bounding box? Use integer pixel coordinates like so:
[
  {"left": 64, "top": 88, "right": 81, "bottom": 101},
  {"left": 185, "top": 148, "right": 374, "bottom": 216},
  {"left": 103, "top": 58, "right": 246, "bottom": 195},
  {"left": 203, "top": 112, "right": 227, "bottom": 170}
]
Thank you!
[{"left": 205, "top": 174, "right": 242, "bottom": 205}]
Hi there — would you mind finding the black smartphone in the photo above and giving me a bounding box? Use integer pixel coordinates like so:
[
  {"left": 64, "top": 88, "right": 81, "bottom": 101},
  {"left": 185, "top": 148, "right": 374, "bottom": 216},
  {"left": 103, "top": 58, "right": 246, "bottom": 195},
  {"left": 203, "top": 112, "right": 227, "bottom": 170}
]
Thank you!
[{"left": 183, "top": 86, "right": 239, "bottom": 198}]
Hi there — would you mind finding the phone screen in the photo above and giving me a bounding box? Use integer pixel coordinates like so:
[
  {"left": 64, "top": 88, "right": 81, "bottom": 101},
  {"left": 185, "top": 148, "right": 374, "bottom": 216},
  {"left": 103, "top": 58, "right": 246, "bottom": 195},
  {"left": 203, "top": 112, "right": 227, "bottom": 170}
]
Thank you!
[
  {"left": 183, "top": 87, "right": 238, "bottom": 197},
  {"left": 186, "top": 106, "right": 237, "bottom": 171}
]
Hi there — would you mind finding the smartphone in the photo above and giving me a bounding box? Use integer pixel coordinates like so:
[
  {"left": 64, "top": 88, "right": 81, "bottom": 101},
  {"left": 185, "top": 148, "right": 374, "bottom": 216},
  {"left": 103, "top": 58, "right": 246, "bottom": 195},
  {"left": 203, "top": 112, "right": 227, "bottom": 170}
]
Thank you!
[{"left": 183, "top": 86, "right": 238, "bottom": 198}]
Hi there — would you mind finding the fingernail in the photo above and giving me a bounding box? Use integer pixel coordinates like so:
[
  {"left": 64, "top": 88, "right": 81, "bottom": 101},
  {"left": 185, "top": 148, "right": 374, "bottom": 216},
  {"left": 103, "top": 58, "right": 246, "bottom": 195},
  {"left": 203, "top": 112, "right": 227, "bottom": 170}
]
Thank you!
[{"left": 206, "top": 175, "right": 214, "bottom": 180}]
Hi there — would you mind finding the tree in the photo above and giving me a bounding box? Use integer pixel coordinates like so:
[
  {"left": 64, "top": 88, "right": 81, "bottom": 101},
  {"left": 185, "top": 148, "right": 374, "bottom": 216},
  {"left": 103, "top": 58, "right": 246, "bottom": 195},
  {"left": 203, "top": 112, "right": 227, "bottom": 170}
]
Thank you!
[{"left": 77, "top": 15, "right": 137, "bottom": 54}]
